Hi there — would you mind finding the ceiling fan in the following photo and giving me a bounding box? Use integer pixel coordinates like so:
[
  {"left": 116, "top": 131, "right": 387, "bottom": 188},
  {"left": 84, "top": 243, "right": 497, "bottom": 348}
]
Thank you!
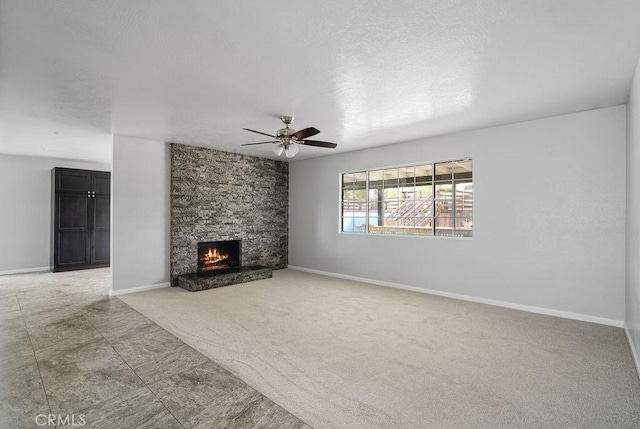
[{"left": 242, "top": 115, "right": 337, "bottom": 158}]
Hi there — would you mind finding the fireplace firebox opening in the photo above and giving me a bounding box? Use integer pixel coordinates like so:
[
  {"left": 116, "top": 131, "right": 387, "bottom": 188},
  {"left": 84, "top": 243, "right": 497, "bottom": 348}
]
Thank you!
[{"left": 197, "top": 240, "right": 241, "bottom": 272}]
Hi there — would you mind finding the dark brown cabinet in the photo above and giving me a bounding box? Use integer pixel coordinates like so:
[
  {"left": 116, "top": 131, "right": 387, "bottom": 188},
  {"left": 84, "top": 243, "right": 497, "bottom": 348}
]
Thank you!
[{"left": 51, "top": 168, "right": 111, "bottom": 272}]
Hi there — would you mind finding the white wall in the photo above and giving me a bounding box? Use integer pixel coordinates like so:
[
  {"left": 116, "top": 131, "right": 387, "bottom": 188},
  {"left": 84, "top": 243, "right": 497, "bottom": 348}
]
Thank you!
[
  {"left": 111, "top": 135, "right": 170, "bottom": 293},
  {"left": 626, "top": 58, "right": 640, "bottom": 372},
  {"left": 0, "top": 155, "right": 110, "bottom": 273},
  {"left": 289, "top": 105, "right": 626, "bottom": 323}
]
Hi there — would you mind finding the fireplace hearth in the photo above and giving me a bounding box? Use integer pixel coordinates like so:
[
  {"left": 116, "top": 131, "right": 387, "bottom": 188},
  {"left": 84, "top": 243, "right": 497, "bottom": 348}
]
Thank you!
[
  {"left": 177, "top": 238, "right": 272, "bottom": 291},
  {"left": 198, "top": 240, "right": 241, "bottom": 272}
]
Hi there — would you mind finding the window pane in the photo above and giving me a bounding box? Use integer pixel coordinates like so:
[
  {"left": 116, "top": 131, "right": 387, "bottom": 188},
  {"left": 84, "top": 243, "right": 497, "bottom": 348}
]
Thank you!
[
  {"left": 367, "top": 171, "right": 383, "bottom": 234},
  {"left": 453, "top": 160, "right": 472, "bottom": 185},
  {"left": 455, "top": 182, "right": 473, "bottom": 237},
  {"left": 342, "top": 216, "right": 367, "bottom": 233},
  {"left": 417, "top": 216, "right": 435, "bottom": 232},
  {"left": 435, "top": 162, "right": 454, "bottom": 182},
  {"left": 353, "top": 171, "right": 367, "bottom": 183},
  {"left": 367, "top": 188, "right": 380, "bottom": 230},
  {"left": 341, "top": 217, "right": 353, "bottom": 232},
  {"left": 415, "top": 187, "right": 435, "bottom": 231},
  {"left": 395, "top": 216, "right": 409, "bottom": 227},
  {"left": 350, "top": 187, "right": 367, "bottom": 232},
  {"left": 368, "top": 169, "right": 384, "bottom": 183},
  {"left": 452, "top": 161, "right": 472, "bottom": 237},
  {"left": 342, "top": 201, "right": 355, "bottom": 214},
  {"left": 341, "top": 175, "right": 352, "bottom": 232},
  {"left": 454, "top": 159, "right": 472, "bottom": 174},
  {"left": 416, "top": 184, "right": 433, "bottom": 198},
  {"left": 352, "top": 190, "right": 366, "bottom": 207},
  {"left": 385, "top": 225, "right": 399, "bottom": 234},
  {"left": 352, "top": 216, "right": 367, "bottom": 233},
  {"left": 398, "top": 166, "right": 415, "bottom": 187},
  {"left": 342, "top": 186, "right": 355, "bottom": 220},
  {"left": 435, "top": 183, "right": 453, "bottom": 236},
  {"left": 383, "top": 168, "right": 399, "bottom": 183},
  {"left": 384, "top": 187, "right": 398, "bottom": 199},
  {"left": 381, "top": 169, "right": 399, "bottom": 232},
  {"left": 342, "top": 173, "right": 355, "bottom": 187},
  {"left": 415, "top": 164, "right": 433, "bottom": 185},
  {"left": 342, "top": 172, "right": 365, "bottom": 232}
]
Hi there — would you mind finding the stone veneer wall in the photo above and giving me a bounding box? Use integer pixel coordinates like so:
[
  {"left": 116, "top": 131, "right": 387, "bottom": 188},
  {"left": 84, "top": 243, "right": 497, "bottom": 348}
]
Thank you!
[{"left": 170, "top": 143, "right": 288, "bottom": 284}]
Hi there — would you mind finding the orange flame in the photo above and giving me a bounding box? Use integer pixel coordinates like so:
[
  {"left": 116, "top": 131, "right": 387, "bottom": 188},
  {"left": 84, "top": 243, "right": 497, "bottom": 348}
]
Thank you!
[{"left": 201, "top": 247, "right": 230, "bottom": 267}]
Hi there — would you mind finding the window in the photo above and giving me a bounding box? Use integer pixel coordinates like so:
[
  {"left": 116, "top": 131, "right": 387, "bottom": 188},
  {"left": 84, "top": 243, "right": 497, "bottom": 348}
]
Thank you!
[
  {"left": 341, "top": 159, "right": 472, "bottom": 237},
  {"left": 341, "top": 172, "right": 368, "bottom": 233}
]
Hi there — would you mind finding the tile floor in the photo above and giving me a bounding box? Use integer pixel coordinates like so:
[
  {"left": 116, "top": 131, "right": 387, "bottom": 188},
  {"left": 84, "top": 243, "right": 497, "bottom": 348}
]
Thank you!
[{"left": 0, "top": 268, "right": 309, "bottom": 428}]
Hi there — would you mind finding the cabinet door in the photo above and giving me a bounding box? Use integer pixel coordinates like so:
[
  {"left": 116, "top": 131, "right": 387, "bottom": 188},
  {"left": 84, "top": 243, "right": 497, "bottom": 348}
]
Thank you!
[
  {"left": 90, "top": 194, "right": 110, "bottom": 265},
  {"left": 55, "top": 169, "right": 91, "bottom": 194},
  {"left": 92, "top": 172, "right": 111, "bottom": 196},
  {"left": 55, "top": 194, "right": 90, "bottom": 267}
]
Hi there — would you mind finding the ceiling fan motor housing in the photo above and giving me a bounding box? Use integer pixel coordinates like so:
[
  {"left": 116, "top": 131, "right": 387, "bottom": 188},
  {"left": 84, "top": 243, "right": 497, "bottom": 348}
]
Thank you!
[
  {"left": 277, "top": 115, "right": 295, "bottom": 140},
  {"left": 276, "top": 127, "right": 295, "bottom": 139}
]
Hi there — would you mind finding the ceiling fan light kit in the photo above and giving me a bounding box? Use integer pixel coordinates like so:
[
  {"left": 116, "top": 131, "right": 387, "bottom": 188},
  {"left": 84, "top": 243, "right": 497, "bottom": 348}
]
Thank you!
[
  {"left": 285, "top": 143, "right": 299, "bottom": 158},
  {"left": 242, "top": 115, "right": 338, "bottom": 159}
]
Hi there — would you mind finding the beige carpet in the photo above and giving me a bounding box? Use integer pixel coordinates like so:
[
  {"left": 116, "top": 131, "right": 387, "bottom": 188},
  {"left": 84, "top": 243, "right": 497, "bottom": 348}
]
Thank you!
[{"left": 119, "top": 269, "right": 640, "bottom": 429}]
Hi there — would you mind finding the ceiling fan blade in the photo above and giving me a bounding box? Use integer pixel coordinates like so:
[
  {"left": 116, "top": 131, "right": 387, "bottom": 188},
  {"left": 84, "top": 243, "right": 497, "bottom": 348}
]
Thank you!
[
  {"left": 292, "top": 127, "right": 320, "bottom": 140},
  {"left": 299, "top": 140, "right": 338, "bottom": 148},
  {"left": 243, "top": 128, "right": 276, "bottom": 138},
  {"left": 241, "top": 141, "right": 279, "bottom": 146}
]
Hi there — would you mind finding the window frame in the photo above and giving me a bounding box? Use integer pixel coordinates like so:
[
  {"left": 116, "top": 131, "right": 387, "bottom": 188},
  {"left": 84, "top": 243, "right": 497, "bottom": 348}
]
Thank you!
[{"left": 339, "top": 158, "right": 473, "bottom": 238}]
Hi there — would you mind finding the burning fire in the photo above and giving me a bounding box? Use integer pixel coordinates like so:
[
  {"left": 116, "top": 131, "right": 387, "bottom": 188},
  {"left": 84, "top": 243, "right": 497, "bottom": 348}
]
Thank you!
[{"left": 201, "top": 247, "right": 230, "bottom": 267}]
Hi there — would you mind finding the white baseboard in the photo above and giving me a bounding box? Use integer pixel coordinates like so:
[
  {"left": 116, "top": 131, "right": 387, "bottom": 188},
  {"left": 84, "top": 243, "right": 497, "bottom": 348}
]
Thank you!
[
  {"left": 625, "top": 323, "right": 640, "bottom": 380},
  {"left": 287, "top": 265, "right": 624, "bottom": 328},
  {"left": 110, "top": 282, "right": 170, "bottom": 296},
  {"left": 0, "top": 266, "right": 50, "bottom": 276}
]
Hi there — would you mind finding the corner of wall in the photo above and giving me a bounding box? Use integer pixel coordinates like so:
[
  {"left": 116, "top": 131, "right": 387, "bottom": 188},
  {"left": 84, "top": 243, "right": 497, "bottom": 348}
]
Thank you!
[
  {"left": 625, "top": 55, "right": 640, "bottom": 378},
  {"left": 111, "top": 135, "right": 171, "bottom": 293}
]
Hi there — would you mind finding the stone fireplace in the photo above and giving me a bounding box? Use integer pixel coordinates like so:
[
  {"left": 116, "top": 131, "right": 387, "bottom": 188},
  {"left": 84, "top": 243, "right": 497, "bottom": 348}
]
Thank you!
[{"left": 170, "top": 143, "right": 288, "bottom": 286}]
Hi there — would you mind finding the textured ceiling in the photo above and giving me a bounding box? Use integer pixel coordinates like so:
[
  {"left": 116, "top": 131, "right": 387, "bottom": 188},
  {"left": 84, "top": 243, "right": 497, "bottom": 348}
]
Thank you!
[{"left": 1, "top": 0, "right": 640, "bottom": 163}]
